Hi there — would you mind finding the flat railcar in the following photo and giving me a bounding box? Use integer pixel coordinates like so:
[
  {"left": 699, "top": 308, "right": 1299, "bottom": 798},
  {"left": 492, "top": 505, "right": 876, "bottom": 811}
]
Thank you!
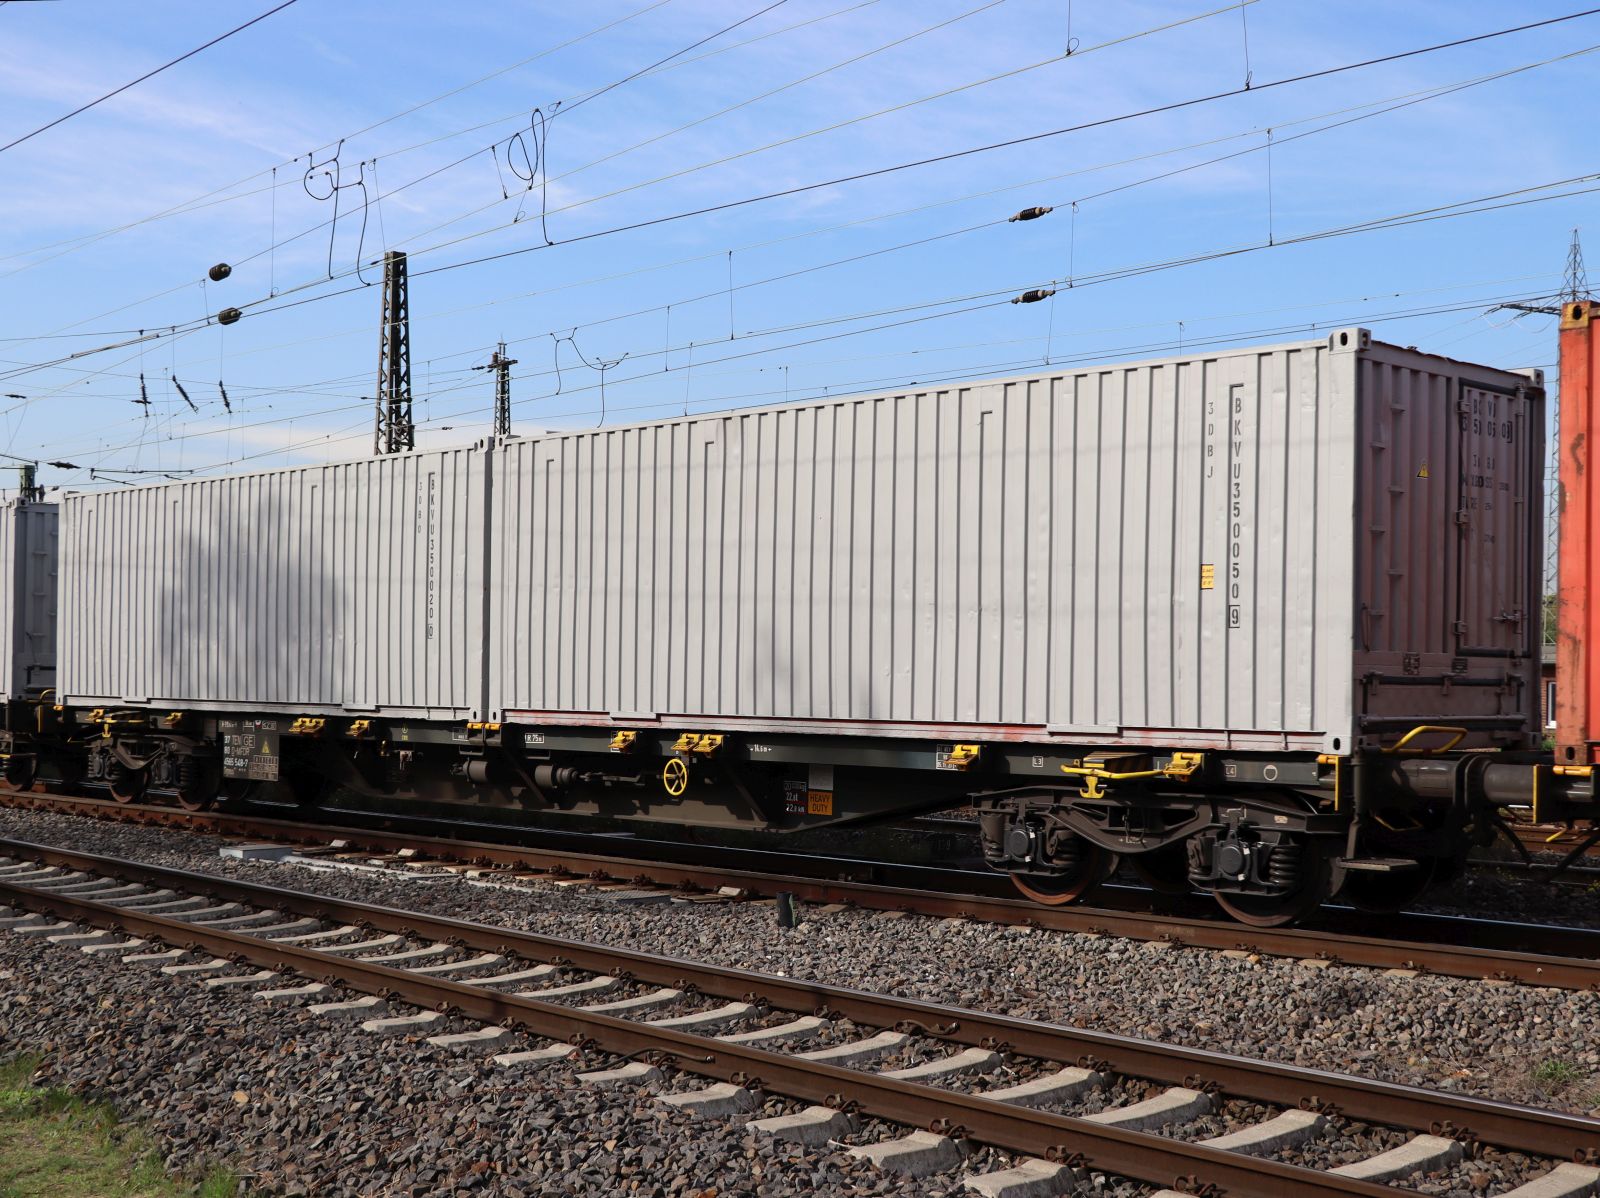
[{"left": 3, "top": 314, "right": 1597, "bottom": 926}]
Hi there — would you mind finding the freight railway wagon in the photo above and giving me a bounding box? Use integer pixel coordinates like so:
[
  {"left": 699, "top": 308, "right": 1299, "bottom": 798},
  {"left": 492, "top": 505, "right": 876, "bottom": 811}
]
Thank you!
[{"left": 4, "top": 321, "right": 1598, "bottom": 926}]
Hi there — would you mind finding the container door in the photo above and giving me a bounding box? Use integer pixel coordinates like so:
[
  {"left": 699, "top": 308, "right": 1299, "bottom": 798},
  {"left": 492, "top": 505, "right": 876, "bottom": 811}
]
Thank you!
[{"left": 1454, "top": 380, "right": 1530, "bottom": 655}]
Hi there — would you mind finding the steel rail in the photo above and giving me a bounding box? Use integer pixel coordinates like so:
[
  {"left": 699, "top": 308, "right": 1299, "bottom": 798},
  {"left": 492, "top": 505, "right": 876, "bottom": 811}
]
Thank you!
[
  {"left": 0, "top": 871, "right": 1428, "bottom": 1198},
  {"left": 2, "top": 837, "right": 1597, "bottom": 1162},
  {"left": 4, "top": 790, "right": 1600, "bottom": 990},
  {"left": 1502, "top": 813, "right": 1600, "bottom": 855}
]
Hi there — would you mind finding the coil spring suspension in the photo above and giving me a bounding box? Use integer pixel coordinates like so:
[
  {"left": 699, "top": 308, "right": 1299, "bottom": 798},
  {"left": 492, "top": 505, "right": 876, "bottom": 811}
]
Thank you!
[
  {"left": 174, "top": 754, "right": 197, "bottom": 792},
  {"left": 1267, "top": 841, "right": 1302, "bottom": 892}
]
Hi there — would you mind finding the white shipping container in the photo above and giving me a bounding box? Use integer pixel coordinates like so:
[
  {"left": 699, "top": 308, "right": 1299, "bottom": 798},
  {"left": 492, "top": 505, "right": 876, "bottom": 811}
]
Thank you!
[
  {"left": 485, "top": 330, "right": 1544, "bottom": 753},
  {"left": 53, "top": 330, "right": 1543, "bottom": 755},
  {"left": 59, "top": 447, "right": 488, "bottom": 719},
  {"left": 0, "top": 501, "right": 58, "bottom": 701}
]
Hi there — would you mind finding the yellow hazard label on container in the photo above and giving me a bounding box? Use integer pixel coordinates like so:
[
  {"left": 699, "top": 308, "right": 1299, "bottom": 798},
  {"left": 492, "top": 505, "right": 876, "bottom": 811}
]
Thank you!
[
  {"left": 1418, "top": 461, "right": 1430, "bottom": 478},
  {"left": 807, "top": 791, "right": 834, "bottom": 816},
  {"left": 1200, "top": 564, "right": 1215, "bottom": 590}
]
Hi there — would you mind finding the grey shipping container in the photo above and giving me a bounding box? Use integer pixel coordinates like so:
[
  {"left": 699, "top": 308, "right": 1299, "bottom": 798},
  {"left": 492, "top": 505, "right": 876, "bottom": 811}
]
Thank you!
[
  {"left": 54, "top": 329, "right": 1543, "bottom": 755},
  {"left": 485, "top": 328, "right": 1544, "bottom": 753},
  {"left": 0, "top": 501, "right": 58, "bottom": 701},
  {"left": 59, "top": 446, "right": 488, "bottom": 719}
]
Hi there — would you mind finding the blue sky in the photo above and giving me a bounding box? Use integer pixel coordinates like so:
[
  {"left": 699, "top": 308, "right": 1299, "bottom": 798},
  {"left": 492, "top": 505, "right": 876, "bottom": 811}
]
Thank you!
[{"left": 0, "top": 0, "right": 1592, "bottom": 494}]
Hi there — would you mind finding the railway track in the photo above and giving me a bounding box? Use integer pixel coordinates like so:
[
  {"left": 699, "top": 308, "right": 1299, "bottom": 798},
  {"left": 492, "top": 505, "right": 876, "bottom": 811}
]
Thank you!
[
  {"left": 5, "top": 789, "right": 1600, "bottom": 991},
  {"left": 1504, "top": 821, "right": 1600, "bottom": 864},
  {"left": 2, "top": 836, "right": 1597, "bottom": 1198}
]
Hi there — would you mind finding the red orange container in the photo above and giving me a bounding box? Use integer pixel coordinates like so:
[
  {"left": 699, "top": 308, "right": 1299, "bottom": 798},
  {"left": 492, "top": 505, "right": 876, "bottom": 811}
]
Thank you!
[{"left": 1558, "top": 297, "right": 1600, "bottom": 763}]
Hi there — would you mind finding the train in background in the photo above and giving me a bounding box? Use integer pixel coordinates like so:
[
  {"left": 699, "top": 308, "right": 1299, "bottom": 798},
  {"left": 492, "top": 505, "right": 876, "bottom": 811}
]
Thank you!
[{"left": 1, "top": 306, "right": 1597, "bottom": 927}]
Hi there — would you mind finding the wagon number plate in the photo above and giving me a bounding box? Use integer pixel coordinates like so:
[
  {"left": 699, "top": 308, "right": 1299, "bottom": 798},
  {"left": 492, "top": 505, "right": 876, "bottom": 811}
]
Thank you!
[{"left": 220, "top": 718, "right": 281, "bottom": 782}]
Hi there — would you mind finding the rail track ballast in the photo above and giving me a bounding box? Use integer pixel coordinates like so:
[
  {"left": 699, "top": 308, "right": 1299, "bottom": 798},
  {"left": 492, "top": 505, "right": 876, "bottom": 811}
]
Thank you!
[{"left": 3, "top": 308, "right": 1600, "bottom": 925}]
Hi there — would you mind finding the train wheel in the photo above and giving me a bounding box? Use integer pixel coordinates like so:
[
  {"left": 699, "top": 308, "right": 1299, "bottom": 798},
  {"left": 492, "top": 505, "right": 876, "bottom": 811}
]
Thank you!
[
  {"left": 1338, "top": 858, "right": 1435, "bottom": 914},
  {"left": 0, "top": 756, "right": 36, "bottom": 794},
  {"left": 173, "top": 755, "right": 217, "bottom": 812},
  {"left": 1126, "top": 841, "right": 1193, "bottom": 895},
  {"left": 107, "top": 763, "right": 145, "bottom": 805},
  {"left": 1010, "top": 837, "right": 1116, "bottom": 906},
  {"left": 1213, "top": 840, "right": 1330, "bottom": 927},
  {"left": 174, "top": 783, "right": 216, "bottom": 812}
]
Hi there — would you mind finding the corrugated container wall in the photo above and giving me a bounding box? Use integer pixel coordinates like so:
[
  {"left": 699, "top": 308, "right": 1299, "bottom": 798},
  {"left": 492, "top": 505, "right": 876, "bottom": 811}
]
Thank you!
[
  {"left": 59, "top": 447, "right": 487, "bottom": 719},
  {"left": 0, "top": 501, "right": 58, "bottom": 701},
  {"left": 486, "top": 330, "right": 1543, "bottom": 752}
]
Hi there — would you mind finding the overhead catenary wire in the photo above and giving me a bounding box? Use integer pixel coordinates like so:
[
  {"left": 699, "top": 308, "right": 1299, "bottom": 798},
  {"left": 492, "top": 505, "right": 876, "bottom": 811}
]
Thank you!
[
  {"left": 0, "top": 0, "right": 687, "bottom": 270},
  {"left": 13, "top": 153, "right": 1595, "bottom": 455},
  {"left": 356, "top": 45, "right": 1600, "bottom": 375},
  {"left": 9, "top": 11, "right": 1587, "bottom": 467},
  {"left": 33, "top": 271, "right": 1561, "bottom": 481},
  {"left": 37, "top": 164, "right": 1591, "bottom": 476},
  {"left": 6, "top": 0, "right": 1593, "bottom": 447},
  {"left": 134, "top": 4, "right": 1600, "bottom": 360},
  {"left": 386, "top": 0, "right": 1265, "bottom": 266},
  {"left": 15, "top": 0, "right": 1590, "bottom": 391},
  {"left": 13, "top": 31, "right": 1587, "bottom": 382},
  {"left": 186, "top": 0, "right": 1263, "bottom": 329},
  {"left": 558, "top": 0, "right": 791, "bottom": 120},
  {"left": 530, "top": 0, "right": 1012, "bottom": 193},
  {"left": 18, "top": 0, "right": 1583, "bottom": 375},
  {"left": 12, "top": 37, "right": 1457, "bottom": 349},
  {"left": 394, "top": 6, "right": 1600, "bottom": 282},
  {"left": 11, "top": 0, "right": 1035, "bottom": 336},
  {"left": 94, "top": 284, "right": 1560, "bottom": 485},
  {"left": 0, "top": 0, "right": 901, "bottom": 283},
  {"left": 100, "top": 43, "right": 1583, "bottom": 388},
  {"left": 341, "top": 176, "right": 1600, "bottom": 391},
  {"left": 0, "top": 0, "right": 302, "bottom": 155},
  {"left": 2, "top": 0, "right": 809, "bottom": 335},
  {"left": 20, "top": 267, "right": 1560, "bottom": 416}
]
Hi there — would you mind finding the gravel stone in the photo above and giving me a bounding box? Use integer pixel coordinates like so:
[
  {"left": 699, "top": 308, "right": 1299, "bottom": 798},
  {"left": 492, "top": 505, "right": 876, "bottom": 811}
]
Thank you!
[{"left": 3, "top": 804, "right": 1597, "bottom": 1198}]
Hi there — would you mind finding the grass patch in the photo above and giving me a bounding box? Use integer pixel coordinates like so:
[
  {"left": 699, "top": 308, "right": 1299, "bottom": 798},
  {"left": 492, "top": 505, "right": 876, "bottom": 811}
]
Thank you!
[
  {"left": 1531, "top": 1057, "right": 1585, "bottom": 1089},
  {"left": 0, "top": 1056, "right": 239, "bottom": 1197}
]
